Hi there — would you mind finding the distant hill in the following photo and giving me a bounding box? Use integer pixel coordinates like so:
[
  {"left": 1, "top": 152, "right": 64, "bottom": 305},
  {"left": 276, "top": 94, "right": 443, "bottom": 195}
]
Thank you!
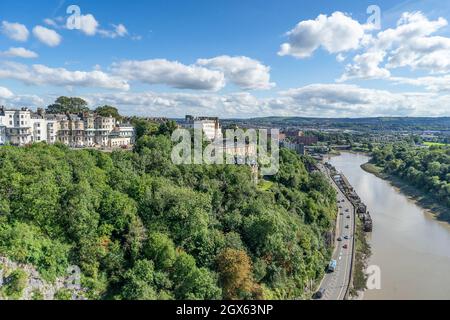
[{"left": 221, "top": 117, "right": 450, "bottom": 132}]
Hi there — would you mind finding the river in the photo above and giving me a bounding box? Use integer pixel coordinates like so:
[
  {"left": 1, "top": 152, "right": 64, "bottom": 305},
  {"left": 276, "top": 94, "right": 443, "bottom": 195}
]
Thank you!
[{"left": 328, "top": 152, "right": 450, "bottom": 300}]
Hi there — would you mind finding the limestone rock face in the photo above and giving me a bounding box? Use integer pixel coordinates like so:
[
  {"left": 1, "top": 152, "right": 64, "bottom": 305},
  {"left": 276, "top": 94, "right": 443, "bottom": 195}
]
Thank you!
[{"left": 0, "top": 256, "right": 86, "bottom": 300}]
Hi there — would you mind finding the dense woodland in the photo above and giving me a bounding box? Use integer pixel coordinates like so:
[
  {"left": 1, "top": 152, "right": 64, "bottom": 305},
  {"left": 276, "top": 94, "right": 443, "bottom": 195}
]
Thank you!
[
  {"left": 0, "top": 120, "right": 337, "bottom": 300},
  {"left": 371, "top": 144, "right": 450, "bottom": 210}
]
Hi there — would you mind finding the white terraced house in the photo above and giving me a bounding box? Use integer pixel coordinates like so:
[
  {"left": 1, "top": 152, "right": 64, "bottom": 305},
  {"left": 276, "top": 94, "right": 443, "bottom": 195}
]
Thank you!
[
  {"left": 183, "top": 115, "right": 223, "bottom": 141},
  {"left": 0, "top": 106, "right": 135, "bottom": 148}
]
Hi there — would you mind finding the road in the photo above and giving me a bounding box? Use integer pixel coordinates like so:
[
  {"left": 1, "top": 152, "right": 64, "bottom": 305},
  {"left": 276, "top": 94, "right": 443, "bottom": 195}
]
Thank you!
[{"left": 316, "top": 163, "right": 355, "bottom": 300}]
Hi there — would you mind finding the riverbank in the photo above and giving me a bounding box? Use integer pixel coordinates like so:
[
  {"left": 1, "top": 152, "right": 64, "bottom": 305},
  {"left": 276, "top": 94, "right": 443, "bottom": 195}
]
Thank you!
[
  {"left": 361, "top": 162, "right": 450, "bottom": 223},
  {"left": 349, "top": 217, "right": 371, "bottom": 298}
]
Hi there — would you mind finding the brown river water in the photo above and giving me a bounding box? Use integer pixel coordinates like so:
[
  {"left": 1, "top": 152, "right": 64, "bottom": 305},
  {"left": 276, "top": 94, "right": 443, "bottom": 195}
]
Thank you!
[{"left": 328, "top": 152, "right": 450, "bottom": 300}]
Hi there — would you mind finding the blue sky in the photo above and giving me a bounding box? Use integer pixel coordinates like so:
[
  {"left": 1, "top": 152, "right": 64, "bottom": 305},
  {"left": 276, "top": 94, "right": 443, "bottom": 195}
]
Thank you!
[{"left": 1, "top": 0, "right": 450, "bottom": 118}]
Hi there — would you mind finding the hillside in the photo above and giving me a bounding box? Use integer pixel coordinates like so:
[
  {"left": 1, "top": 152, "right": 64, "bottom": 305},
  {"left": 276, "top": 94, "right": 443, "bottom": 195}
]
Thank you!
[{"left": 0, "top": 122, "right": 337, "bottom": 300}]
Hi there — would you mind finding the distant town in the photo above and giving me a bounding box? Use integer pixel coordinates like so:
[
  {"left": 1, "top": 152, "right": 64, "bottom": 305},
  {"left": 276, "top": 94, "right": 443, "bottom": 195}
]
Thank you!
[{"left": 2, "top": 104, "right": 449, "bottom": 159}]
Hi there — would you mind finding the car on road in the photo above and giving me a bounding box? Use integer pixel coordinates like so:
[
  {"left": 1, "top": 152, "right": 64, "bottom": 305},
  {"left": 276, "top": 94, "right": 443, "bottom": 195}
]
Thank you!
[
  {"left": 345, "top": 209, "right": 350, "bottom": 212},
  {"left": 327, "top": 260, "right": 337, "bottom": 273},
  {"left": 337, "top": 237, "right": 342, "bottom": 241},
  {"left": 314, "top": 288, "right": 326, "bottom": 299},
  {"left": 346, "top": 215, "right": 351, "bottom": 219},
  {"left": 340, "top": 212, "right": 343, "bottom": 215},
  {"left": 345, "top": 225, "right": 349, "bottom": 229},
  {"left": 343, "top": 244, "right": 348, "bottom": 249},
  {"left": 344, "top": 235, "right": 349, "bottom": 240}
]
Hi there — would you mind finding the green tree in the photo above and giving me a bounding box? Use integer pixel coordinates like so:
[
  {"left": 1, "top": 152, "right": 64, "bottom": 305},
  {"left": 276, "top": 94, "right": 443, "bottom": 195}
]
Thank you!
[
  {"left": 46, "top": 96, "right": 90, "bottom": 114},
  {"left": 95, "top": 105, "right": 122, "bottom": 121},
  {"left": 121, "top": 260, "right": 156, "bottom": 300}
]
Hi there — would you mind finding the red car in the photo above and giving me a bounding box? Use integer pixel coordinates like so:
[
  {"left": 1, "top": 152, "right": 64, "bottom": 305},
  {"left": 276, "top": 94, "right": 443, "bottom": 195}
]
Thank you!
[{"left": 343, "top": 244, "right": 348, "bottom": 249}]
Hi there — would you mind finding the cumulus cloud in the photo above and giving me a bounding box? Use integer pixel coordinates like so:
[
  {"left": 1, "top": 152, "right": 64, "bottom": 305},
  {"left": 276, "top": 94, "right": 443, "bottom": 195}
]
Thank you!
[
  {"left": 76, "top": 14, "right": 99, "bottom": 36},
  {"left": 0, "top": 86, "right": 14, "bottom": 99},
  {"left": 196, "top": 55, "right": 275, "bottom": 90},
  {"left": 0, "top": 47, "right": 38, "bottom": 58},
  {"left": 339, "top": 50, "right": 390, "bottom": 81},
  {"left": 76, "top": 83, "right": 450, "bottom": 118},
  {"left": 43, "top": 18, "right": 59, "bottom": 28},
  {"left": 85, "top": 91, "right": 265, "bottom": 118},
  {"left": 276, "top": 83, "right": 450, "bottom": 117},
  {"left": 32, "top": 26, "right": 62, "bottom": 47},
  {"left": 341, "top": 12, "right": 450, "bottom": 80},
  {"left": 0, "top": 86, "right": 45, "bottom": 108},
  {"left": 99, "top": 24, "right": 128, "bottom": 38},
  {"left": 63, "top": 13, "right": 129, "bottom": 39},
  {"left": 112, "top": 59, "right": 226, "bottom": 91},
  {"left": 391, "top": 75, "right": 450, "bottom": 93},
  {"left": 0, "top": 62, "right": 129, "bottom": 91},
  {"left": 336, "top": 54, "right": 346, "bottom": 63},
  {"left": 278, "top": 12, "right": 368, "bottom": 58},
  {"left": 1, "top": 21, "right": 29, "bottom": 41}
]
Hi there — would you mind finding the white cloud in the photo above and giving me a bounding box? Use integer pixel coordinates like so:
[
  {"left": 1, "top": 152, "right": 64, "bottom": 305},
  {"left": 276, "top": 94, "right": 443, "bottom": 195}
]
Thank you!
[
  {"left": 0, "top": 86, "right": 14, "bottom": 99},
  {"left": 196, "top": 55, "right": 275, "bottom": 90},
  {"left": 0, "top": 92, "right": 44, "bottom": 108},
  {"left": 64, "top": 13, "right": 128, "bottom": 39},
  {"left": 113, "top": 24, "right": 128, "bottom": 37},
  {"left": 98, "top": 24, "right": 128, "bottom": 38},
  {"left": 32, "top": 26, "right": 62, "bottom": 47},
  {"left": 85, "top": 91, "right": 265, "bottom": 118},
  {"left": 1, "top": 21, "right": 29, "bottom": 42},
  {"left": 0, "top": 47, "right": 38, "bottom": 58},
  {"left": 336, "top": 54, "right": 346, "bottom": 63},
  {"left": 339, "top": 50, "right": 390, "bottom": 81},
  {"left": 76, "top": 83, "right": 450, "bottom": 118},
  {"left": 276, "top": 83, "right": 450, "bottom": 117},
  {"left": 341, "top": 12, "right": 450, "bottom": 80},
  {"left": 112, "top": 59, "right": 226, "bottom": 91},
  {"left": 391, "top": 75, "right": 450, "bottom": 93},
  {"left": 44, "top": 18, "right": 58, "bottom": 28},
  {"left": 278, "top": 12, "right": 368, "bottom": 58},
  {"left": 0, "top": 61, "right": 129, "bottom": 91},
  {"left": 77, "top": 14, "right": 99, "bottom": 36}
]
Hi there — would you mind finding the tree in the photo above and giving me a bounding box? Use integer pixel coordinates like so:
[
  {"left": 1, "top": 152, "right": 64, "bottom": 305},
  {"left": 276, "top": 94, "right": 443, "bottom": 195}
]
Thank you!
[
  {"left": 95, "top": 105, "right": 122, "bottom": 121},
  {"left": 121, "top": 260, "right": 156, "bottom": 300},
  {"left": 132, "top": 119, "right": 160, "bottom": 140},
  {"left": 46, "top": 96, "right": 90, "bottom": 114},
  {"left": 143, "top": 233, "right": 176, "bottom": 270},
  {"left": 171, "top": 252, "right": 221, "bottom": 300},
  {"left": 0, "top": 122, "right": 340, "bottom": 300},
  {"left": 216, "top": 249, "right": 255, "bottom": 299}
]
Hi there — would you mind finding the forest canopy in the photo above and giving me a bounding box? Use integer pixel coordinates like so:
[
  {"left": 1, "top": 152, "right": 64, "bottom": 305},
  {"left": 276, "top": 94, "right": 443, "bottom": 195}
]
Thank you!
[
  {"left": 0, "top": 121, "right": 337, "bottom": 300},
  {"left": 371, "top": 143, "right": 450, "bottom": 210}
]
